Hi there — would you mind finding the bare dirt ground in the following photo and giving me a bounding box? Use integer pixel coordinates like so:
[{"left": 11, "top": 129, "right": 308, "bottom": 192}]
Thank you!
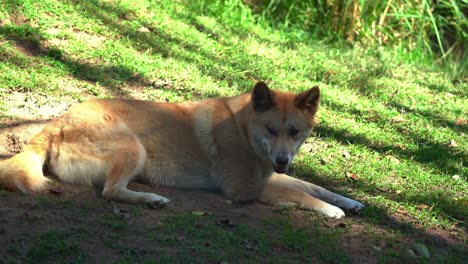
[{"left": 0, "top": 92, "right": 466, "bottom": 263}]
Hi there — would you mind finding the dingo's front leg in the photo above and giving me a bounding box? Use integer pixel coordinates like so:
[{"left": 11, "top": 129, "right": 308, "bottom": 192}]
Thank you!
[
  {"left": 260, "top": 178, "right": 346, "bottom": 219},
  {"left": 268, "top": 173, "right": 364, "bottom": 212},
  {"left": 260, "top": 173, "right": 364, "bottom": 218}
]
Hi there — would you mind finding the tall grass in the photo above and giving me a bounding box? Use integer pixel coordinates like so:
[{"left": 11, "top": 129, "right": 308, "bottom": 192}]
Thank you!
[{"left": 242, "top": 0, "right": 466, "bottom": 76}]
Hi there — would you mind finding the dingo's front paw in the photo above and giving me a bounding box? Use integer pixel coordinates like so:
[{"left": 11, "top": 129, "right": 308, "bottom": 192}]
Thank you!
[
  {"left": 319, "top": 204, "right": 345, "bottom": 219},
  {"left": 339, "top": 197, "right": 365, "bottom": 212},
  {"left": 145, "top": 194, "right": 170, "bottom": 209}
]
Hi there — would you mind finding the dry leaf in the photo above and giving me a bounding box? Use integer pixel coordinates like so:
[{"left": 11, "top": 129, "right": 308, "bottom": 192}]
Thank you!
[
  {"left": 192, "top": 211, "right": 208, "bottom": 216},
  {"left": 455, "top": 117, "right": 467, "bottom": 126},
  {"left": 396, "top": 208, "right": 407, "bottom": 215},
  {"left": 386, "top": 155, "right": 400, "bottom": 165},
  {"left": 416, "top": 204, "right": 432, "bottom": 211},
  {"left": 345, "top": 171, "right": 359, "bottom": 181},
  {"left": 390, "top": 116, "right": 405, "bottom": 123},
  {"left": 394, "top": 144, "right": 407, "bottom": 150}
]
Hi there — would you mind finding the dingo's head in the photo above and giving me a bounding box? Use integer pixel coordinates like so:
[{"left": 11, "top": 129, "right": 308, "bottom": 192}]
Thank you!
[{"left": 248, "top": 81, "right": 320, "bottom": 174}]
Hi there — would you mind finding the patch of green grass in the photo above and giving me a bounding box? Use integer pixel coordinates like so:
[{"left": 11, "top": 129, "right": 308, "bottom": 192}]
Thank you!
[
  {"left": 98, "top": 213, "right": 129, "bottom": 231},
  {"left": 266, "top": 217, "right": 351, "bottom": 263},
  {"left": 140, "top": 213, "right": 352, "bottom": 263},
  {"left": 101, "top": 232, "right": 128, "bottom": 251},
  {"left": 0, "top": 0, "right": 467, "bottom": 262},
  {"left": 77, "top": 201, "right": 92, "bottom": 215},
  {"left": 27, "top": 230, "right": 87, "bottom": 263},
  {"left": 245, "top": 0, "right": 467, "bottom": 76}
]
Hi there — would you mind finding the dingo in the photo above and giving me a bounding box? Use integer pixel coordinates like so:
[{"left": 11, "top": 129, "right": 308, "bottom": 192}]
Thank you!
[{"left": 0, "top": 82, "right": 364, "bottom": 218}]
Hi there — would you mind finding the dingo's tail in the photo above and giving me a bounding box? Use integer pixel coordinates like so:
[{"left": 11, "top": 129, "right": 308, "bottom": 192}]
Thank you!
[{"left": 0, "top": 134, "right": 49, "bottom": 192}]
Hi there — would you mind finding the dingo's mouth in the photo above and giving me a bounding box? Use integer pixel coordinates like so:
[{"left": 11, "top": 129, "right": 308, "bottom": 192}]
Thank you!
[{"left": 273, "top": 164, "right": 288, "bottom": 174}]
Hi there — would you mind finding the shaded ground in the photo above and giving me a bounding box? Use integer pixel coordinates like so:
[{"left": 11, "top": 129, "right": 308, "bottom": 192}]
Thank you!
[
  {"left": 0, "top": 182, "right": 275, "bottom": 263},
  {"left": 0, "top": 92, "right": 466, "bottom": 263}
]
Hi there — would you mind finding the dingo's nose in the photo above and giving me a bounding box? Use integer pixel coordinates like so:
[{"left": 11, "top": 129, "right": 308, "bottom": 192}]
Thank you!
[{"left": 275, "top": 157, "right": 289, "bottom": 165}]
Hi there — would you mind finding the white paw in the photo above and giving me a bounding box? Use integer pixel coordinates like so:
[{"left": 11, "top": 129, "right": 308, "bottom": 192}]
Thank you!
[
  {"left": 146, "top": 194, "right": 170, "bottom": 209},
  {"left": 339, "top": 197, "right": 365, "bottom": 212},
  {"left": 319, "top": 204, "right": 345, "bottom": 219}
]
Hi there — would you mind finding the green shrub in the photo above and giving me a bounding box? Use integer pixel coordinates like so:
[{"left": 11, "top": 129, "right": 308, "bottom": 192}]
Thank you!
[{"left": 193, "top": 0, "right": 466, "bottom": 76}]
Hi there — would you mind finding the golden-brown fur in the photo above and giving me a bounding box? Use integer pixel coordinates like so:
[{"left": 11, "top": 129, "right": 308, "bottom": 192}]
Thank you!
[{"left": 0, "top": 82, "right": 364, "bottom": 218}]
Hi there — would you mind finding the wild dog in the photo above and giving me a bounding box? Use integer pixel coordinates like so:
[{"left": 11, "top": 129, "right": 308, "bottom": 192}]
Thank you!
[{"left": 0, "top": 82, "right": 364, "bottom": 218}]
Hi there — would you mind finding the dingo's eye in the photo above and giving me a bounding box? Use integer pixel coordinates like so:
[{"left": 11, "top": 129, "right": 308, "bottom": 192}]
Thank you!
[
  {"left": 289, "top": 128, "right": 299, "bottom": 136},
  {"left": 265, "top": 126, "right": 278, "bottom": 136}
]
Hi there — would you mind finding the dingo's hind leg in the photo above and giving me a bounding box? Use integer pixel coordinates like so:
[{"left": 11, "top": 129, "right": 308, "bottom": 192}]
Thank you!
[
  {"left": 102, "top": 178, "right": 170, "bottom": 208},
  {"left": 101, "top": 136, "right": 170, "bottom": 208}
]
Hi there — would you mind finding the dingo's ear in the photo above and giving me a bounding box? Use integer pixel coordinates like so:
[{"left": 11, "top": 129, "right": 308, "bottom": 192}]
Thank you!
[
  {"left": 295, "top": 86, "right": 320, "bottom": 113},
  {"left": 252, "top": 81, "right": 274, "bottom": 112}
]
